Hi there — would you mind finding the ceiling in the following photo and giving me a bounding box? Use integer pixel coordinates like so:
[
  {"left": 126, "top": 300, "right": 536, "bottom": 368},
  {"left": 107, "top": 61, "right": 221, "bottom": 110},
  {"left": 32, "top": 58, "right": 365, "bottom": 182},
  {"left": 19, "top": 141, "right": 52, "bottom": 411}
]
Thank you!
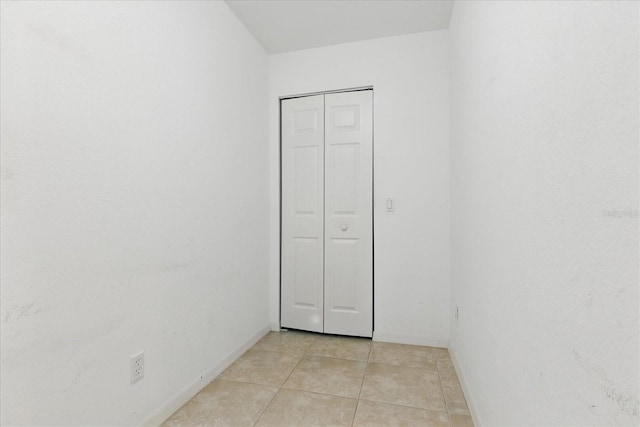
[{"left": 225, "top": 0, "right": 454, "bottom": 54}]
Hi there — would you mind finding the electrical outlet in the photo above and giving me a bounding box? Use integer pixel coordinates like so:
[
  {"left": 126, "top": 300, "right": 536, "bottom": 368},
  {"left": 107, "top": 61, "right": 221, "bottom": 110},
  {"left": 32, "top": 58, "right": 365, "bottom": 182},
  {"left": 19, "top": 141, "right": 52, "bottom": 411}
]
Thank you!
[{"left": 130, "top": 352, "right": 144, "bottom": 384}]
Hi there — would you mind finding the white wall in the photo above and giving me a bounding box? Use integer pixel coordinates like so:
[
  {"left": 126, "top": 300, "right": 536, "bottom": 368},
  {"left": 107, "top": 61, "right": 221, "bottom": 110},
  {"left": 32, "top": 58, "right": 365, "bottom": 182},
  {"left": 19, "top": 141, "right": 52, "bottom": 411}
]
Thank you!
[
  {"left": 449, "top": 1, "right": 639, "bottom": 425},
  {"left": 0, "top": 1, "right": 270, "bottom": 425},
  {"left": 269, "top": 32, "right": 450, "bottom": 346}
]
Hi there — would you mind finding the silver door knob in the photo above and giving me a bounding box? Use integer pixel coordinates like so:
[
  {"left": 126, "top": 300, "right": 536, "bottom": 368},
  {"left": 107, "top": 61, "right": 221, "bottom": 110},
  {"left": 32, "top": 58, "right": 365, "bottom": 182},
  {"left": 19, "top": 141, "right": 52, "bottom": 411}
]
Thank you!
[{"left": 341, "top": 224, "right": 348, "bottom": 231}]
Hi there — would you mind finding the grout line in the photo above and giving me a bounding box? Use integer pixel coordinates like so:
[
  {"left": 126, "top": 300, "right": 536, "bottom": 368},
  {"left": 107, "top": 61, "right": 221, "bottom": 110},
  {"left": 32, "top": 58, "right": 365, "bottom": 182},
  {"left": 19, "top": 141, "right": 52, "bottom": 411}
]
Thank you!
[
  {"left": 351, "top": 399, "right": 361, "bottom": 427},
  {"left": 251, "top": 386, "right": 278, "bottom": 427},
  {"left": 252, "top": 333, "right": 313, "bottom": 426},
  {"left": 436, "top": 358, "right": 456, "bottom": 427},
  {"left": 365, "top": 360, "right": 440, "bottom": 373},
  {"left": 218, "top": 377, "right": 282, "bottom": 389},
  {"left": 357, "top": 397, "right": 451, "bottom": 414},
  {"left": 277, "top": 386, "right": 360, "bottom": 401},
  {"left": 279, "top": 348, "right": 306, "bottom": 387},
  {"left": 351, "top": 342, "right": 373, "bottom": 426},
  {"left": 301, "top": 353, "right": 370, "bottom": 363},
  {"left": 436, "top": 357, "right": 472, "bottom": 417}
]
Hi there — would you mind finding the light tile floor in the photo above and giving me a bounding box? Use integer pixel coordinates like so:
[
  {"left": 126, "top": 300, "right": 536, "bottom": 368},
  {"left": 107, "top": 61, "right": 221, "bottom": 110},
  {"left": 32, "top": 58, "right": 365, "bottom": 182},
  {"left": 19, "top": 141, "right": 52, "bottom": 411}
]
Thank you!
[{"left": 163, "top": 331, "right": 474, "bottom": 427}]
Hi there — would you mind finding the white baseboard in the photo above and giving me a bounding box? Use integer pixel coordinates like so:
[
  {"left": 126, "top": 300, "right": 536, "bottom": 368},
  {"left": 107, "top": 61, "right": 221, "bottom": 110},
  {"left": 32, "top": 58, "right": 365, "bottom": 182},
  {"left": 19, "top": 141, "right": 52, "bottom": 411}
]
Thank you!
[
  {"left": 269, "top": 320, "right": 280, "bottom": 331},
  {"left": 141, "top": 325, "right": 271, "bottom": 427},
  {"left": 448, "top": 346, "right": 482, "bottom": 427},
  {"left": 373, "top": 331, "right": 448, "bottom": 348}
]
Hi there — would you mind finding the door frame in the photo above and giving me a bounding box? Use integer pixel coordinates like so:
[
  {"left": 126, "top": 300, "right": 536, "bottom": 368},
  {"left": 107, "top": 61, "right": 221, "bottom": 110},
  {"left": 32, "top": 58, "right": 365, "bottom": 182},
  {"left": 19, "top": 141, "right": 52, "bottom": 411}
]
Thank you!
[{"left": 278, "top": 86, "right": 375, "bottom": 336}]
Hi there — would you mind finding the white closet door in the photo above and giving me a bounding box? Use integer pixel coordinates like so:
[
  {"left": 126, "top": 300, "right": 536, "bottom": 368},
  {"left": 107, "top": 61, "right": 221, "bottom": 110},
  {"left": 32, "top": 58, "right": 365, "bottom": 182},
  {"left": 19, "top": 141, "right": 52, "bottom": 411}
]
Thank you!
[
  {"left": 324, "top": 91, "right": 373, "bottom": 337},
  {"left": 280, "top": 95, "right": 325, "bottom": 333}
]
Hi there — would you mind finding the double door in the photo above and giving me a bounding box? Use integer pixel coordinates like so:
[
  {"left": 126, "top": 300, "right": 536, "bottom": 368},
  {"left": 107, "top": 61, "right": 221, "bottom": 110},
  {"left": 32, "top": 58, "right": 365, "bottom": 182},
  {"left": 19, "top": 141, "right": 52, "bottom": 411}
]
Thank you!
[{"left": 281, "top": 90, "right": 373, "bottom": 337}]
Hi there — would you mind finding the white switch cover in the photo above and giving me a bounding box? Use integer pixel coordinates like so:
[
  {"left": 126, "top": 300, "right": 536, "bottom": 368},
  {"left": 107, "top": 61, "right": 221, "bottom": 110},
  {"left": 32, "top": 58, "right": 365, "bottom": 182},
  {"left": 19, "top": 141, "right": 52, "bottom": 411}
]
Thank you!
[{"left": 386, "top": 197, "right": 394, "bottom": 212}]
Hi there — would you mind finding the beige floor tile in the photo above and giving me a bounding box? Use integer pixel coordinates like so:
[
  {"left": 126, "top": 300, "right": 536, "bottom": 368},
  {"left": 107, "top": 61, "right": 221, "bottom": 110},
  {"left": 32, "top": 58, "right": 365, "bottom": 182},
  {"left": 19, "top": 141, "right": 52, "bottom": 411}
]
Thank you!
[
  {"left": 163, "top": 337, "right": 476, "bottom": 427},
  {"left": 162, "top": 397, "right": 211, "bottom": 427},
  {"left": 369, "top": 342, "right": 437, "bottom": 370},
  {"left": 360, "top": 363, "right": 446, "bottom": 412},
  {"left": 162, "top": 379, "right": 277, "bottom": 427},
  {"left": 307, "top": 335, "right": 372, "bottom": 361},
  {"left": 425, "top": 346, "right": 451, "bottom": 362},
  {"left": 437, "top": 361, "right": 458, "bottom": 381},
  {"left": 252, "top": 331, "right": 317, "bottom": 355},
  {"left": 218, "top": 349, "right": 301, "bottom": 387},
  {"left": 450, "top": 414, "right": 475, "bottom": 427},
  {"left": 436, "top": 356, "right": 455, "bottom": 372},
  {"left": 352, "top": 400, "right": 449, "bottom": 427},
  {"left": 255, "top": 389, "right": 357, "bottom": 427},
  {"left": 437, "top": 357, "right": 460, "bottom": 382},
  {"left": 440, "top": 372, "right": 470, "bottom": 415},
  {"left": 282, "top": 355, "right": 367, "bottom": 398}
]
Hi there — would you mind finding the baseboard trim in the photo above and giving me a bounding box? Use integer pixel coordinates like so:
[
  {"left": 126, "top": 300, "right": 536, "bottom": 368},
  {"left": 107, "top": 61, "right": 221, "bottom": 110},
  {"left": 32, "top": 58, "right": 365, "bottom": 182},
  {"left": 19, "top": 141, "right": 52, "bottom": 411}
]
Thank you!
[
  {"left": 141, "top": 325, "right": 271, "bottom": 427},
  {"left": 373, "top": 331, "right": 448, "bottom": 348},
  {"left": 269, "top": 320, "right": 280, "bottom": 331},
  {"left": 448, "top": 346, "right": 483, "bottom": 427}
]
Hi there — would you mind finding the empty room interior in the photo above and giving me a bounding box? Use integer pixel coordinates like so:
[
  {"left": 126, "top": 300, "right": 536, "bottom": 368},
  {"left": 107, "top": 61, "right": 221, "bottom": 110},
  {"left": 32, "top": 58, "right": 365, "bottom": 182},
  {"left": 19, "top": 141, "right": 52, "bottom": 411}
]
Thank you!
[{"left": 1, "top": 0, "right": 638, "bottom": 426}]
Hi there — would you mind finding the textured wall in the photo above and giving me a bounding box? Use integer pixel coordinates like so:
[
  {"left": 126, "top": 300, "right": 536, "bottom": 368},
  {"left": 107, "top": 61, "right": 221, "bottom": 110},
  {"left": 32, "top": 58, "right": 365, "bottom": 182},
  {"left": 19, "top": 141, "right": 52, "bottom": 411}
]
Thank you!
[
  {"left": 269, "top": 31, "right": 451, "bottom": 346},
  {"left": 0, "top": 1, "right": 270, "bottom": 425},
  {"left": 449, "top": 1, "right": 639, "bottom": 425}
]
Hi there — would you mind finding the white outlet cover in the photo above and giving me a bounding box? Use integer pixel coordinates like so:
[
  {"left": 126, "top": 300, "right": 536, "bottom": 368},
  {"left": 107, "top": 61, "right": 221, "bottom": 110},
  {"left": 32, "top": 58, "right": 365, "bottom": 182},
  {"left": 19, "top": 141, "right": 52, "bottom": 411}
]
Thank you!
[{"left": 130, "top": 352, "right": 144, "bottom": 384}]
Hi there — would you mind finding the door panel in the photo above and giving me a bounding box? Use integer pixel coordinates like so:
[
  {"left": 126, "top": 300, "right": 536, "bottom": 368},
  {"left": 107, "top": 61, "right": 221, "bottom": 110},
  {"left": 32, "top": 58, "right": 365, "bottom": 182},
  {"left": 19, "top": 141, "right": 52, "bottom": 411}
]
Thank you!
[
  {"left": 293, "top": 146, "right": 320, "bottom": 214},
  {"left": 281, "top": 95, "right": 324, "bottom": 333},
  {"left": 324, "top": 91, "right": 373, "bottom": 337},
  {"left": 329, "top": 143, "right": 359, "bottom": 214},
  {"left": 326, "top": 238, "right": 359, "bottom": 311},
  {"left": 292, "top": 237, "right": 322, "bottom": 308}
]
